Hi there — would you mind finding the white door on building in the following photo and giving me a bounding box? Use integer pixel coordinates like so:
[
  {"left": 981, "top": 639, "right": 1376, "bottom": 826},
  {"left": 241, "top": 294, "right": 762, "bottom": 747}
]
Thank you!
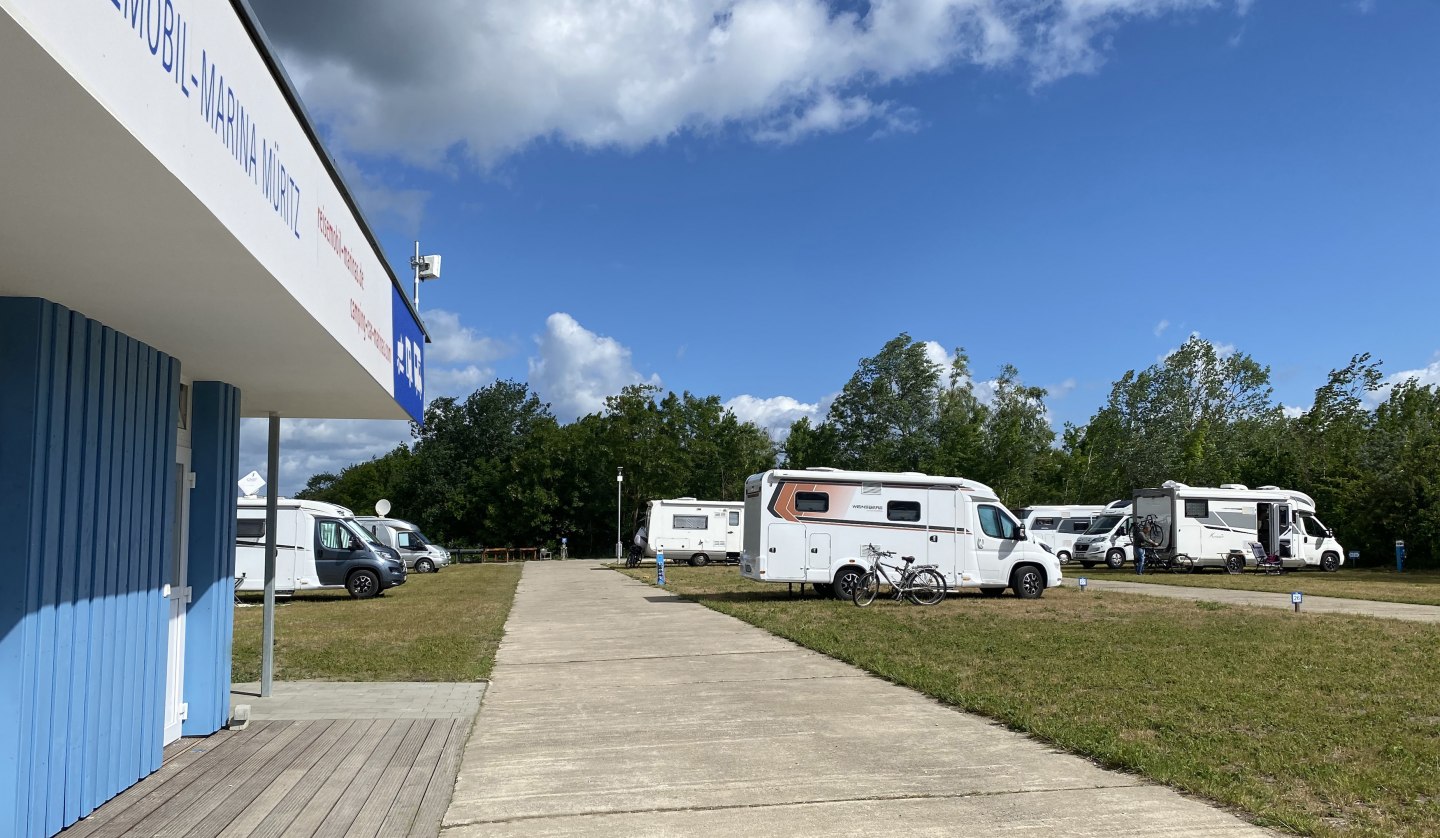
[{"left": 164, "top": 446, "right": 193, "bottom": 744}]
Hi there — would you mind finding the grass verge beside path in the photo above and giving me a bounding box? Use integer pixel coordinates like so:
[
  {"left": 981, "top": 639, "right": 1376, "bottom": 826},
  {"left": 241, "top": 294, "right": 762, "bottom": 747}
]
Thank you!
[
  {"left": 1073, "top": 566, "right": 1440, "bottom": 607},
  {"left": 625, "top": 566, "right": 1440, "bottom": 838},
  {"left": 233, "top": 563, "right": 522, "bottom": 682}
]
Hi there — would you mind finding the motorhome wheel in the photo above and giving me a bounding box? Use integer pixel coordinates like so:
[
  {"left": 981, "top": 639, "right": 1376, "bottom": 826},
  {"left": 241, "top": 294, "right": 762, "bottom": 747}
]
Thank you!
[
  {"left": 1011, "top": 566, "right": 1044, "bottom": 599},
  {"left": 689, "top": 553, "right": 709, "bottom": 567},
  {"left": 1320, "top": 552, "right": 1341, "bottom": 572},
  {"left": 833, "top": 567, "right": 863, "bottom": 601},
  {"left": 415, "top": 558, "right": 435, "bottom": 573},
  {"left": 1056, "top": 551, "right": 1071, "bottom": 565},
  {"left": 1105, "top": 549, "right": 1126, "bottom": 569},
  {"left": 347, "top": 569, "right": 380, "bottom": 599},
  {"left": 811, "top": 583, "right": 833, "bottom": 596}
]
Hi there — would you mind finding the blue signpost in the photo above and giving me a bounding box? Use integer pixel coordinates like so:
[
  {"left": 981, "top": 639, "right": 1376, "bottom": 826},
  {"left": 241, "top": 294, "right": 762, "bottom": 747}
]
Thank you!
[
  {"left": 1396, "top": 540, "right": 1405, "bottom": 573},
  {"left": 1078, "top": 576, "right": 1088, "bottom": 592},
  {"left": 657, "top": 549, "right": 666, "bottom": 585},
  {"left": 1291, "top": 591, "right": 1303, "bottom": 613}
]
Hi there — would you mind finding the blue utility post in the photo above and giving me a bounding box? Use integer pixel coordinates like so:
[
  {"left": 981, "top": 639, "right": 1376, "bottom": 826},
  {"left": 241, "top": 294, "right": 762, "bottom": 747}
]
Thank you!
[
  {"left": 1396, "top": 540, "right": 1405, "bottom": 573},
  {"left": 657, "top": 549, "right": 666, "bottom": 586}
]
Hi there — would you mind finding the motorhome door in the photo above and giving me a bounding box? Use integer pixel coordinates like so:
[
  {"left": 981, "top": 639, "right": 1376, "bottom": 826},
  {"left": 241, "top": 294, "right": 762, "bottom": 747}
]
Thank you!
[
  {"left": 927, "top": 489, "right": 958, "bottom": 583},
  {"left": 1259, "top": 502, "right": 1292, "bottom": 558}
]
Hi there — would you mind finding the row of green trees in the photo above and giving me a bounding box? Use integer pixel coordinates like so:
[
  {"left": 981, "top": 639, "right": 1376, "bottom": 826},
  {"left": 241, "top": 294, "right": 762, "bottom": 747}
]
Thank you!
[{"left": 300, "top": 333, "right": 1440, "bottom": 565}]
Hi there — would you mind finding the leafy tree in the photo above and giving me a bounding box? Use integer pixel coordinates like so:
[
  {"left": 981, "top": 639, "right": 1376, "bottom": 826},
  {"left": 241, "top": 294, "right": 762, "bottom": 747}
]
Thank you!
[{"left": 826, "top": 333, "right": 942, "bottom": 471}]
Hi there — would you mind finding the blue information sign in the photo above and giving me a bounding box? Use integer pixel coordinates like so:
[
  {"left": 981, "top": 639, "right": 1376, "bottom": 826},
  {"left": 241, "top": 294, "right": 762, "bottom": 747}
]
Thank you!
[{"left": 391, "top": 286, "right": 425, "bottom": 425}]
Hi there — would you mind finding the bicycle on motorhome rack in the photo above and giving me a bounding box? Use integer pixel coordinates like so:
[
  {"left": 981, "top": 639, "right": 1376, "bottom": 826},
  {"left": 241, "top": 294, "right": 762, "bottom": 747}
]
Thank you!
[{"left": 852, "top": 544, "right": 948, "bottom": 607}]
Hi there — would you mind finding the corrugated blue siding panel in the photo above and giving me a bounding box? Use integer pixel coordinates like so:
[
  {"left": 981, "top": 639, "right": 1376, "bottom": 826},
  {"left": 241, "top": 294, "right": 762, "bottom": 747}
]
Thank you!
[
  {"left": 183, "top": 381, "right": 242, "bottom": 736},
  {"left": 0, "top": 298, "right": 179, "bottom": 837}
]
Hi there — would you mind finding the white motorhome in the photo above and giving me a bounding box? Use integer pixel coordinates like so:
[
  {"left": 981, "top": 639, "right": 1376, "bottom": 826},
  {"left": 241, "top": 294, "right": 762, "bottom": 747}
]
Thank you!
[
  {"left": 237, "top": 498, "right": 407, "bottom": 598},
  {"left": 1132, "top": 482, "right": 1346, "bottom": 571},
  {"left": 1072, "top": 500, "right": 1134, "bottom": 569},
  {"left": 355, "top": 516, "right": 452, "bottom": 573},
  {"left": 742, "top": 468, "right": 1063, "bottom": 600},
  {"left": 645, "top": 498, "right": 743, "bottom": 566},
  {"left": 1011, "top": 504, "right": 1105, "bottom": 565}
]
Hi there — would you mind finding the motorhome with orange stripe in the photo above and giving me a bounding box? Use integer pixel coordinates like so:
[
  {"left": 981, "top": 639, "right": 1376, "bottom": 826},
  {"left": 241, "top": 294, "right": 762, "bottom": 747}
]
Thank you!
[{"left": 742, "top": 468, "right": 1063, "bottom": 600}]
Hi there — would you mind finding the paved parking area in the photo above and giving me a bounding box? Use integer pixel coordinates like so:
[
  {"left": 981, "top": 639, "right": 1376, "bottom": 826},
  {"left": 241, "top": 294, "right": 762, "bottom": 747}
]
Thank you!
[
  {"left": 440, "top": 561, "right": 1272, "bottom": 837},
  {"left": 1075, "top": 578, "right": 1440, "bottom": 622}
]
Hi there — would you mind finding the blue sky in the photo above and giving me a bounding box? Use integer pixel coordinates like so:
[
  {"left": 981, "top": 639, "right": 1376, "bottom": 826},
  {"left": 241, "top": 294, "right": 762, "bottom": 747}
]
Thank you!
[{"left": 239, "top": 0, "right": 1440, "bottom": 494}]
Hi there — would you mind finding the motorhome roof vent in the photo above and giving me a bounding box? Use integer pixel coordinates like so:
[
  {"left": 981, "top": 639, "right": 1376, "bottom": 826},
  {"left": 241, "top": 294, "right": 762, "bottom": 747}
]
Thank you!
[
  {"left": 1219, "top": 483, "right": 1248, "bottom": 490},
  {"left": 676, "top": 497, "right": 696, "bottom": 501},
  {"left": 804, "top": 466, "right": 839, "bottom": 472},
  {"left": 900, "top": 471, "right": 926, "bottom": 476},
  {"left": 1106, "top": 499, "right": 1132, "bottom": 509},
  {"left": 1161, "top": 480, "right": 1188, "bottom": 489},
  {"left": 1256, "top": 485, "right": 1280, "bottom": 491}
]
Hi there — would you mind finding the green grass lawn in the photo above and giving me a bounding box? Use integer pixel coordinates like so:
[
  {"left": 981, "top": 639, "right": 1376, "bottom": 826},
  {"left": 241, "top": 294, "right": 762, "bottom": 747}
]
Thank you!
[
  {"left": 625, "top": 566, "right": 1440, "bottom": 838},
  {"left": 233, "top": 563, "right": 522, "bottom": 682},
  {"left": 1070, "top": 565, "right": 1440, "bottom": 607}
]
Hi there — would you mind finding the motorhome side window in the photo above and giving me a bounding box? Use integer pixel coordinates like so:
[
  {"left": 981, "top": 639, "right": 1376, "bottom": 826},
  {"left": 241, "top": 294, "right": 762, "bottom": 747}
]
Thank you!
[
  {"left": 1184, "top": 500, "right": 1209, "bottom": 518},
  {"left": 795, "top": 492, "right": 829, "bottom": 512},
  {"left": 1302, "top": 515, "right": 1328, "bottom": 538},
  {"left": 396, "top": 531, "right": 419, "bottom": 550},
  {"left": 728, "top": 511, "right": 740, "bottom": 526},
  {"left": 673, "top": 515, "right": 708, "bottom": 530},
  {"left": 236, "top": 519, "right": 264, "bottom": 539},
  {"left": 887, "top": 501, "right": 921, "bottom": 522},
  {"left": 1031, "top": 517, "right": 1059, "bottom": 530},
  {"left": 1059, "top": 518, "right": 1091, "bottom": 534},
  {"left": 978, "top": 505, "right": 1019, "bottom": 540}
]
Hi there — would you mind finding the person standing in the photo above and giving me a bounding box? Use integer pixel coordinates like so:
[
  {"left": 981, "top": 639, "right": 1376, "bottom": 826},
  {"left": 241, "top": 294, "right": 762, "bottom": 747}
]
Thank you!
[{"left": 1130, "top": 517, "right": 1147, "bottom": 575}]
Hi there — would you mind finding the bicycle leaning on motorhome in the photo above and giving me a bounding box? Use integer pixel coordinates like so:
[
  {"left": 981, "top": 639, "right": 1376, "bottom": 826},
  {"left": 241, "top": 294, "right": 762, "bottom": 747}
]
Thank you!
[{"left": 852, "top": 544, "right": 948, "bottom": 607}]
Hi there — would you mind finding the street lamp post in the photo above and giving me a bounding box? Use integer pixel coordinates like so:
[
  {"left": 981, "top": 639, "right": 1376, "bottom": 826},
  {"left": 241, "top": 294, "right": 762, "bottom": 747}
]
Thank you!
[{"left": 616, "top": 467, "right": 624, "bottom": 560}]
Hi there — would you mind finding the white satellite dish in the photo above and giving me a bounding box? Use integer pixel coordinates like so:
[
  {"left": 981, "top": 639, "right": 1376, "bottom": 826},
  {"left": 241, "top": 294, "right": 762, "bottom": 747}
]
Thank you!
[
  {"left": 375, "top": 498, "right": 392, "bottom": 516},
  {"left": 238, "top": 470, "right": 266, "bottom": 497}
]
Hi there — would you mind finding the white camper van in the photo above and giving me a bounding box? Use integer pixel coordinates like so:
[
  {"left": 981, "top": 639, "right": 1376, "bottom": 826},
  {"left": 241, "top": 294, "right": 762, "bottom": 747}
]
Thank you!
[
  {"left": 355, "top": 516, "right": 452, "bottom": 573},
  {"left": 236, "top": 498, "right": 407, "bottom": 598},
  {"left": 1132, "top": 482, "right": 1346, "bottom": 572},
  {"left": 645, "top": 498, "right": 743, "bottom": 566},
  {"left": 742, "top": 468, "right": 1063, "bottom": 600},
  {"left": 1072, "top": 500, "right": 1134, "bottom": 568},
  {"left": 1011, "top": 504, "right": 1105, "bottom": 565}
]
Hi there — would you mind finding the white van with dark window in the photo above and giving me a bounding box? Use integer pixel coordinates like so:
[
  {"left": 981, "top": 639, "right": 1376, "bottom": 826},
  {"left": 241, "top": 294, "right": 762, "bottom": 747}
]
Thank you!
[
  {"left": 1012, "top": 504, "right": 1105, "bottom": 565},
  {"left": 355, "top": 516, "right": 452, "bottom": 573},
  {"left": 236, "top": 498, "right": 406, "bottom": 598},
  {"left": 743, "top": 468, "right": 1062, "bottom": 600},
  {"left": 644, "top": 498, "right": 743, "bottom": 566},
  {"left": 1072, "top": 500, "right": 1134, "bottom": 568}
]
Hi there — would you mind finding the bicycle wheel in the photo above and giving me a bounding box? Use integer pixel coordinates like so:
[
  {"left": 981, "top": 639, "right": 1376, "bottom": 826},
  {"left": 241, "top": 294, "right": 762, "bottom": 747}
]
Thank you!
[
  {"left": 906, "top": 568, "right": 947, "bottom": 606},
  {"left": 852, "top": 571, "right": 881, "bottom": 607}
]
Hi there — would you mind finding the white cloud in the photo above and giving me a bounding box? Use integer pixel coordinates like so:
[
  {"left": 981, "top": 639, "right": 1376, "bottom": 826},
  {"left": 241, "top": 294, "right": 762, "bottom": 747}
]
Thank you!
[
  {"left": 427, "top": 364, "right": 492, "bottom": 397},
  {"left": 528, "top": 313, "right": 660, "bottom": 421},
  {"left": 253, "top": 0, "right": 1236, "bottom": 167},
  {"left": 423, "top": 309, "right": 508, "bottom": 366},
  {"left": 1281, "top": 404, "right": 1306, "bottom": 419},
  {"left": 1051, "top": 377, "right": 1078, "bottom": 399},
  {"left": 1369, "top": 353, "right": 1440, "bottom": 404},
  {"left": 1160, "top": 331, "right": 1235, "bottom": 362},
  {"left": 1154, "top": 319, "right": 1170, "bottom": 337},
  {"left": 726, "top": 394, "right": 826, "bottom": 438},
  {"left": 238, "top": 418, "right": 411, "bottom": 497}
]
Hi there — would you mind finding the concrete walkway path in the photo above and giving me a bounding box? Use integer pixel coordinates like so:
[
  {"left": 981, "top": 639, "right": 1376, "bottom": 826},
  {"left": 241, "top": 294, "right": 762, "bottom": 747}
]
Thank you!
[
  {"left": 441, "top": 562, "right": 1270, "bottom": 837},
  {"left": 1077, "top": 578, "right": 1440, "bottom": 622}
]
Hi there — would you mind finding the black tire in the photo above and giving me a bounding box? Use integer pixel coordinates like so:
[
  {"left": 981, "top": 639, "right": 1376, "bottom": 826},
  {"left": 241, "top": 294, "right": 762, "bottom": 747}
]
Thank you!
[
  {"left": 347, "top": 569, "right": 380, "bottom": 599},
  {"left": 1057, "top": 550, "right": 1072, "bottom": 566},
  {"left": 1080, "top": 561, "right": 1097, "bottom": 569},
  {"left": 689, "top": 553, "right": 709, "bottom": 567},
  {"left": 1011, "top": 565, "right": 1045, "bottom": 600},
  {"left": 906, "top": 569, "right": 947, "bottom": 605},
  {"left": 415, "top": 558, "right": 435, "bottom": 573},
  {"left": 1225, "top": 553, "right": 1245, "bottom": 575},
  {"left": 833, "top": 567, "right": 864, "bottom": 601},
  {"left": 1320, "top": 552, "right": 1341, "bottom": 572},
  {"left": 1105, "top": 549, "right": 1126, "bottom": 570},
  {"left": 980, "top": 587, "right": 1004, "bottom": 598},
  {"left": 852, "top": 571, "right": 880, "bottom": 607}
]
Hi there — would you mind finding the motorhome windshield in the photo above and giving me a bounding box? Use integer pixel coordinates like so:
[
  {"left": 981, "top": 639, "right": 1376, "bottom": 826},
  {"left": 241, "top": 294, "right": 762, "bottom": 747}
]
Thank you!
[
  {"left": 409, "top": 530, "right": 433, "bottom": 545},
  {"left": 346, "top": 520, "right": 381, "bottom": 546},
  {"left": 1086, "top": 514, "right": 1124, "bottom": 535}
]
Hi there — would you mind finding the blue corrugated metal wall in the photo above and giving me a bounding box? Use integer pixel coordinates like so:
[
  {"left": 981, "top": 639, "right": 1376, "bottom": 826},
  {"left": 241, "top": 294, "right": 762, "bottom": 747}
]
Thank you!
[
  {"left": 183, "top": 381, "right": 241, "bottom": 736},
  {"left": 0, "top": 297, "right": 179, "bottom": 837}
]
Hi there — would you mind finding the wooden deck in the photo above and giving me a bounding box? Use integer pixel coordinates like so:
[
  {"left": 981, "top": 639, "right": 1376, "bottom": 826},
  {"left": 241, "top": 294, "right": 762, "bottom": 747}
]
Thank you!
[{"left": 62, "top": 718, "right": 470, "bottom": 837}]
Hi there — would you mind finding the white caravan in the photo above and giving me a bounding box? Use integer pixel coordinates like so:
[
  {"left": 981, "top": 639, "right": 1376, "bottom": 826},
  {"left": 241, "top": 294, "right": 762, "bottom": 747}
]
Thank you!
[
  {"left": 742, "top": 468, "right": 1063, "bottom": 600},
  {"left": 236, "top": 498, "right": 407, "bottom": 598},
  {"left": 645, "top": 498, "right": 744, "bottom": 566},
  {"left": 355, "top": 516, "right": 453, "bottom": 573},
  {"left": 1132, "top": 482, "right": 1346, "bottom": 571},
  {"left": 1072, "top": 500, "right": 1134, "bottom": 569},
  {"left": 1012, "top": 504, "right": 1105, "bottom": 565}
]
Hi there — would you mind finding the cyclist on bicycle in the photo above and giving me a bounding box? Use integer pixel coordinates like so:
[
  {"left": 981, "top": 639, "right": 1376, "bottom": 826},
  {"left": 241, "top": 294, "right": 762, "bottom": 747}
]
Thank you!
[{"left": 628, "top": 523, "right": 649, "bottom": 568}]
